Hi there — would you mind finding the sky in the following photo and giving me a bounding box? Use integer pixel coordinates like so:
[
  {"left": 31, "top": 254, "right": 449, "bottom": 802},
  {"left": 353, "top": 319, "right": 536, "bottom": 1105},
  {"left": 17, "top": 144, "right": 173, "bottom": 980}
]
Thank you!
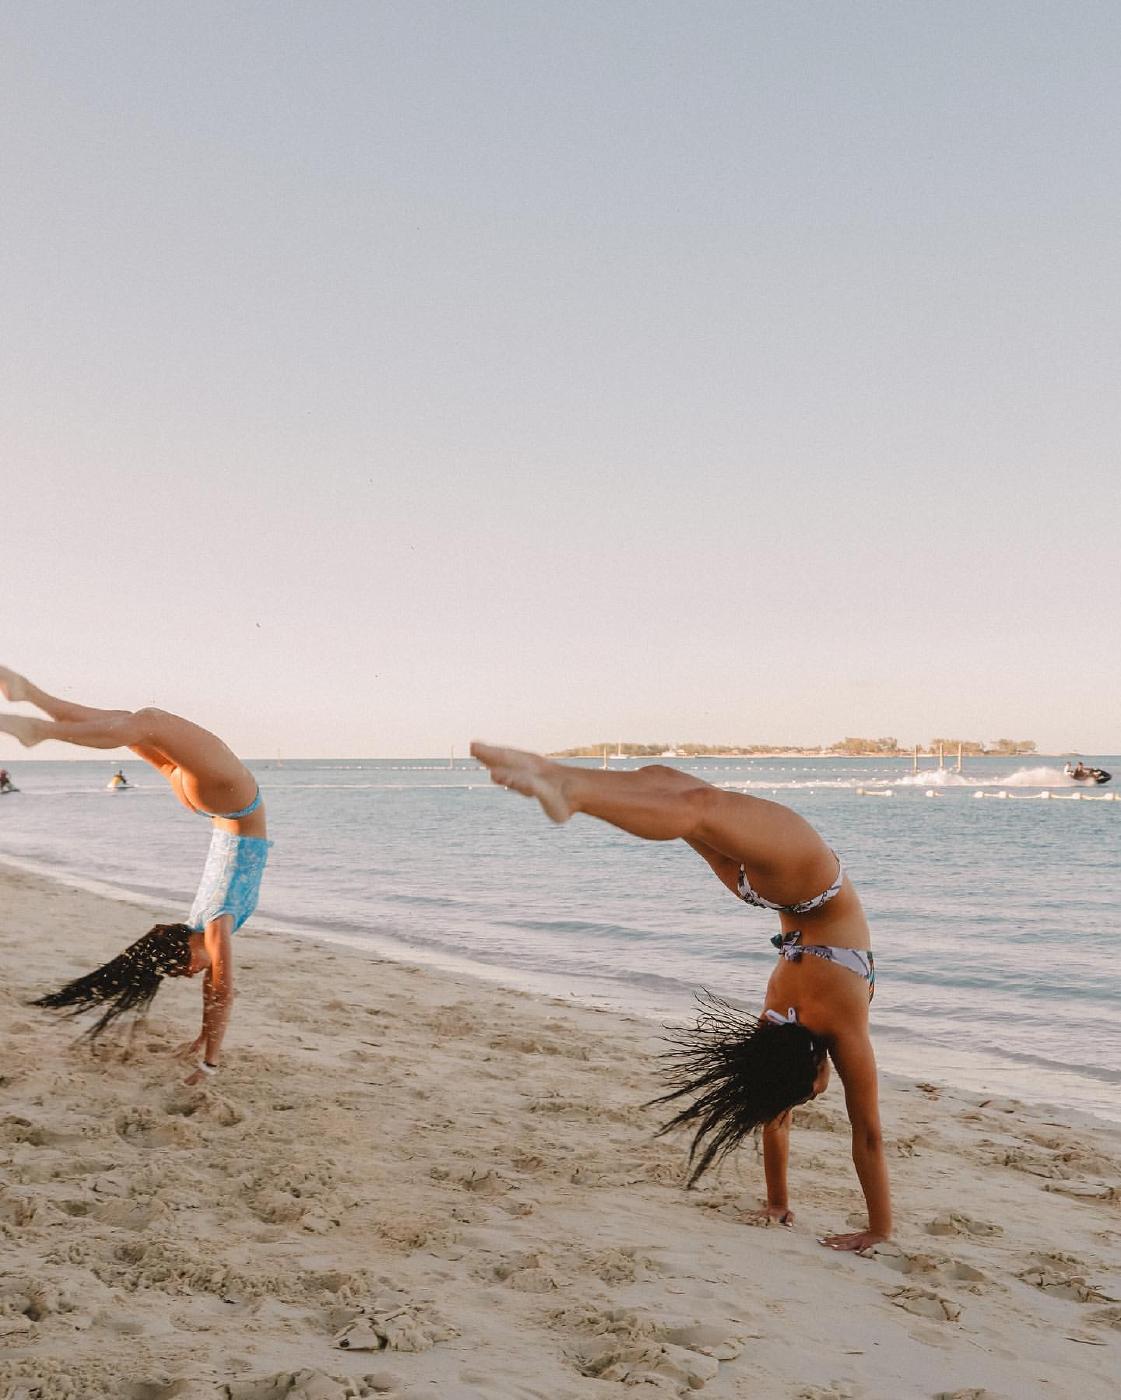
[{"left": 2, "top": 1, "right": 1118, "bottom": 758}]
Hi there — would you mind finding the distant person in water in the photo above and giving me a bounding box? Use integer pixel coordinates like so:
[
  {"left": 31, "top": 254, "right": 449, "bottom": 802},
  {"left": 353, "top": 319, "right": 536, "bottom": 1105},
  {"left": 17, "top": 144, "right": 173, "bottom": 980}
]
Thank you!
[
  {"left": 0, "top": 767, "right": 13, "bottom": 792},
  {"left": 111, "top": 767, "right": 128, "bottom": 787},
  {"left": 470, "top": 742, "right": 890, "bottom": 1254},
  {"left": 0, "top": 666, "right": 271, "bottom": 1084}
]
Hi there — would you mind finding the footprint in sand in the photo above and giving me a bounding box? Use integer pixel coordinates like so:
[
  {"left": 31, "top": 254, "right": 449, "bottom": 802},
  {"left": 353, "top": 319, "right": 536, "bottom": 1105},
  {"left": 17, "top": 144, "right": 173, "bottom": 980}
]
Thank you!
[
  {"left": 997, "top": 1144, "right": 1076, "bottom": 1179},
  {"left": 872, "top": 1245, "right": 989, "bottom": 1292},
  {"left": 555, "top": 1305, "right": 745, "bottom": 1395},
  {"left": 887, "top": 1287, "right": 962, "bottom": 1322},
  {"left": 1088, "top": 1304, "right": 1121, "bottom": 1331},
  {"left": 1043, "top": 1180, "right": 1121, "bottom": 1205},
  {"left": 0, "top": 1187, "right": 49, "bottom": 1226},
  {"left": 162, "top": 1087, "right": 245, "bottom": 1126},
  {"left": 225, "top": 1373, "right": 392, "bottom": 1400},
  {"left": 93, "top": 1197, "right": 168, "bottom": 1231},
  {"left": 489, "top": 1029, "right": 591, "bottom": 1060},
  {"left": 492, "top": 1251, "right": 562, "bottom": 1293},
  {"left": 0, "top": 1278, "right": 86, "bottom": 1325},
  {"left": 1016, "top": 1252, "right": 1116, "bottom": 1303},
  {"left": 128, "top": 1381, "right": 219, "bottom": 1400},
  {"left": 578, "top": 1340, "right": 721, "bottom": 1393},
  {"left": 372, "top": 1209, "right": 459, "bottom": 1253},
  {"left": 456, "top": 1371, "right": 573, "bottom": 1400},
  {"left": 659, "top": 1322, "right": 746, "bottom": 1361},
  {"left": 790, "top": 1102, "right": 845, "bottom": 1133},
  {"left": 526, "top": 1094, "right": 638, "bottom": 1126},
  {"left": 1, "top": 1114, "right": 81, "bottom": 1148},
  {"left": 114, "top": 1106, "right": 199, "bottom": 1149},
  {"left": 333, "top": 1288, "right": 456, "bottom": 1353},
  {"left": 445, "top": 1164, "right": 517, "bottom": 1197},
  {"left": 924, "top": 1212, "right": 1003, "bottom": 1238}
]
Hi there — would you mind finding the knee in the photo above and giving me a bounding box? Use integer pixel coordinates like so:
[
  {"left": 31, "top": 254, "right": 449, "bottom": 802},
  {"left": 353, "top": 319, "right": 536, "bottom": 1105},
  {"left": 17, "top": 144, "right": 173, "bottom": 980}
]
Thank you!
[
  {"left": 127, "top": 706, "right": 170, "bottom": 740},
  {"left": 645, "top": 763, "right": 706, "bottom": 789},
  {"left": 681, "top": 781, "right": 721, "bottom": 817},
  {"left": 672, "top": 779, "right": 723, "bottom": 837},
  {"left": 131, "top": 706, "right": 168, "bottom": 724}
]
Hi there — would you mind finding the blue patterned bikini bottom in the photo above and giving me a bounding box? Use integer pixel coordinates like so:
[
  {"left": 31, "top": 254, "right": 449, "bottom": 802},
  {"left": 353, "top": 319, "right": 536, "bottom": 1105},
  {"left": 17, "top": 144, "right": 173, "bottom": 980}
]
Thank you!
[{"left": 188, "top": 830, "right": 272, "bottom": 933}]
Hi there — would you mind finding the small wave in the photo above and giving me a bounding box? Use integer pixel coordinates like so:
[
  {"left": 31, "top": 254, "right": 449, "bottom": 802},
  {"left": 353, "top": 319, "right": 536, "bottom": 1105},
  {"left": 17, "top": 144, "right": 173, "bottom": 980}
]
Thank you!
[
  {"left": 891, "top": 765, "right": 1092, "bottom": 790},
  {"left": 895, "top": 770, "right": 975, "bottom": 788},
  {"left": 881, "top": 1020, "right": 1121, "bottom": 1088},
  {"left": 266, "top": 782, "right": 499, "bottom": 793},
  {"left": 0, "top": 852, "right": 191, "bottom": 915},
  {"left": 718, "top": 778, "right": 872, "bottom": 791},
  {"left": 1002, "top": 765, "right": 1081, "bottom": 787}
]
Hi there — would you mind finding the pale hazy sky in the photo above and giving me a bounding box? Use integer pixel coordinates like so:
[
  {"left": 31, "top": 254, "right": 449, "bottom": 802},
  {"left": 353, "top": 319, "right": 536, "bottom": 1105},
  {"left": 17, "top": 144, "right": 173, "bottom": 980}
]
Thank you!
[{"left": 3, "top": 2, "right": 1118, "bottom": 758}]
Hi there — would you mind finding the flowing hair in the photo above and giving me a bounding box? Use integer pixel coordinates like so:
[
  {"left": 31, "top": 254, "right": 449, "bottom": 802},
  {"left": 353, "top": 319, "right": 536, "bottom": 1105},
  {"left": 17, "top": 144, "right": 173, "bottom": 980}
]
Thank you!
[
  {"left": 32, "top": 923, "right": 193, "bottom": 1039},
  {"left": 648, "top": 991, "right": 826, "bottom": 1186}
]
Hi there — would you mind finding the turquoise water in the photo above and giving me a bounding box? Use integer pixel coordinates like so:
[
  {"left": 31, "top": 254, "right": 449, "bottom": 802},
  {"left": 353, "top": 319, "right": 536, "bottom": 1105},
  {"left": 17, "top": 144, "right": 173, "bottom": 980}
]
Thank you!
[{"left": 1, "top": 755, "right": 1118, "bottom": 1123}]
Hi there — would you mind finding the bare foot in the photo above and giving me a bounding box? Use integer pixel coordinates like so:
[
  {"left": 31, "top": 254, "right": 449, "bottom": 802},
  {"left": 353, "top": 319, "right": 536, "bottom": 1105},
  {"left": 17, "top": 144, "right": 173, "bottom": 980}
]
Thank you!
[
  {"left": 0, "top": 714, "right": 46, "bottom": 747},
  {"left": 0, "top": 667, "right": 29, "bottom": 703},
  {"left": 470, "top": 742, "right": 574, "bottom": 823}
]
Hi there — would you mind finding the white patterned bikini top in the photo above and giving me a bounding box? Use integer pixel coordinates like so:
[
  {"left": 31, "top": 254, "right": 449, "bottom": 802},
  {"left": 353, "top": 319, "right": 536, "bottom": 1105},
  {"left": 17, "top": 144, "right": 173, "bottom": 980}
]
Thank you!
[
  {"left": 737, "top": 854, "right": 845, "bottom": 914},
  {"left": 738, "top": 854, "right": 874, "bottom": 996}
]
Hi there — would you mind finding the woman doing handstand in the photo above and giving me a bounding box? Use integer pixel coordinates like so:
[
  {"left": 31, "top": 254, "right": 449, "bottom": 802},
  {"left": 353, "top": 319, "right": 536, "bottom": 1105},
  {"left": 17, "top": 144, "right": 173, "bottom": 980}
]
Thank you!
[
  {"left": 0, "top": 667, "right": 271, "bottom": 1085},
  {"left": 470, "top": 742, "right": 890, "bottom": 1253}
]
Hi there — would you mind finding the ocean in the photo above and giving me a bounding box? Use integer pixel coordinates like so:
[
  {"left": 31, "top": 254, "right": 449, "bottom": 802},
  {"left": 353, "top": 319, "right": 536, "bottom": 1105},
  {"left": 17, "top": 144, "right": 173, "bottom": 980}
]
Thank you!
[{"left": 1, "top": 754, "right": 1118, "bottom": 1124}]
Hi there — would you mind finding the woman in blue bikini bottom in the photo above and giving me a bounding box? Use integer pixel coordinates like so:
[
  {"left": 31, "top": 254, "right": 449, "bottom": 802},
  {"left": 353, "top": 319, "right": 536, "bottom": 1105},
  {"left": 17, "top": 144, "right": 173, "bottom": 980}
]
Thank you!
[
  {"left": 0, "top": 666, "right": 271, "bottom": 1086},
  {"left": 470, "top": 742, "right": 889, "bottom": 1254}
]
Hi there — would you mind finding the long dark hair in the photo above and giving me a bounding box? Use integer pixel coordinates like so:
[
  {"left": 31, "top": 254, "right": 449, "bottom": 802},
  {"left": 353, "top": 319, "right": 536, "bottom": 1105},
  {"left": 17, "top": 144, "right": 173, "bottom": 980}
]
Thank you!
[
  {"left": 649, "top": 991, "right": 826, "bottom": 1186},
  {"left": 32, "top": 923, "right": 193, "bottom": 1038}
]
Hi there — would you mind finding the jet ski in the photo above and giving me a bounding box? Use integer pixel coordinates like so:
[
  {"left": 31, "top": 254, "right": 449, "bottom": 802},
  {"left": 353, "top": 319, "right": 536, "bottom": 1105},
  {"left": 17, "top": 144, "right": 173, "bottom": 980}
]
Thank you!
[
  {"left": 1064, "top": 763, "right": 1111, "bottom": 785},
  {"left": 107, "top": 775, "right": 131, "bottom": 791}
]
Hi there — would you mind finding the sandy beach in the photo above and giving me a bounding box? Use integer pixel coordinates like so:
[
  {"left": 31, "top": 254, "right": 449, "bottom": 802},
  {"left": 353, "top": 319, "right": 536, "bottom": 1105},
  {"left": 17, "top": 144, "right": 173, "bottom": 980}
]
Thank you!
[{"left": 1, "top": 865, "right": 1119, "bottom": 1400}]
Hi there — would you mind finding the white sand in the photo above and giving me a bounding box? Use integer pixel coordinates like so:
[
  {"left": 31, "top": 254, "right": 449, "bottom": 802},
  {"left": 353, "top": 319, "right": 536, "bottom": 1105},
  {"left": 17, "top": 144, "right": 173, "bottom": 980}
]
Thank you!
[{"left": 1, "top": 864, "right": 1119, "bottom": 1400}]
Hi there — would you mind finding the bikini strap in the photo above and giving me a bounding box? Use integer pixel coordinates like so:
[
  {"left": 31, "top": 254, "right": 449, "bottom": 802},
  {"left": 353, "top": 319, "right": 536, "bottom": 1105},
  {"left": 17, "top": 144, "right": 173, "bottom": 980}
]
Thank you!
[{"left": 220, "top": 787, "right": 262, "bottom": 821}]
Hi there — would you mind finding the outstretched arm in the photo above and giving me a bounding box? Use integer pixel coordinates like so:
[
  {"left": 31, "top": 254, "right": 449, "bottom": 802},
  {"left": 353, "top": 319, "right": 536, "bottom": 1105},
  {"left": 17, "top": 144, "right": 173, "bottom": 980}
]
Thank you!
[
  {"left": 182, "top": 919, "right": 235, "bottom": 1084},
  {"left": 821, "top": 1028, "right": 892, "bottom": 1251},
  {"left": 760, "top": 1111, "right": 795, "bottom": 1224}
]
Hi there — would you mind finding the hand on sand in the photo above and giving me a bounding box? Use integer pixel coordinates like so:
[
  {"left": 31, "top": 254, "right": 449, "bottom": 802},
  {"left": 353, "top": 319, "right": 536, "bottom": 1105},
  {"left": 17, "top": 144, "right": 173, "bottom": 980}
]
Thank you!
[
  {"left": 818, "top": 1230, "right": 888, "bottom": 1254},
  {"left": 745, "top": 1204, "right": 795, "bottom": 1228},
  {"left": 469, "top": 742, "right": 574, "bottom": 823}
]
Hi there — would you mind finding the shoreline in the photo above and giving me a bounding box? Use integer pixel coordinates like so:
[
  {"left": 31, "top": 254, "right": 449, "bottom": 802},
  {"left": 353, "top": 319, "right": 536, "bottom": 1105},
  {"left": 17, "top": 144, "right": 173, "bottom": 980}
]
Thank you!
[
  {"left": 3, "top": 850, "right": 1119, "bottom": 1135},
  {"left": 2, "top": 864, "right": 1120, "bottom": 1398}
]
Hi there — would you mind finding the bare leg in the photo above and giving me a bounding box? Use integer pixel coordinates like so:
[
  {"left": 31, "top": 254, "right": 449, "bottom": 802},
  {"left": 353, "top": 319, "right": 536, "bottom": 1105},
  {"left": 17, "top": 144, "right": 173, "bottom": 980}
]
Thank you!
[
  {"left": 470, "top": 743, "right": 835, "bottom": 904},
  {"left": 0, "top": 711, "right": 141, "bottom": 750},
  {"left": 0, "top": 667, "right": 129, "bottom": 724},
  {"left": 2, "top": 670, "right": 257, "bottom": 820}
]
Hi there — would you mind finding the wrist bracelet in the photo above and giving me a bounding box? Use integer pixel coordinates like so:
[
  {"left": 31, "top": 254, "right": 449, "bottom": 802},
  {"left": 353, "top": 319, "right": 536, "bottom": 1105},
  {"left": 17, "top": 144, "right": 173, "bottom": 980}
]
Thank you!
[{"left": 197, "top": 1060, "right": 219, "bottom": 1075}]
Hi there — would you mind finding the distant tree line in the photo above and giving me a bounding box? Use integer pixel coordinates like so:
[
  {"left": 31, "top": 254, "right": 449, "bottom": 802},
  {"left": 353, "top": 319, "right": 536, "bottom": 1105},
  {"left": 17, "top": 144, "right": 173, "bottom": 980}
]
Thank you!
[{"left": 834, "top": 737, "right": 1037, "bottom": 756}]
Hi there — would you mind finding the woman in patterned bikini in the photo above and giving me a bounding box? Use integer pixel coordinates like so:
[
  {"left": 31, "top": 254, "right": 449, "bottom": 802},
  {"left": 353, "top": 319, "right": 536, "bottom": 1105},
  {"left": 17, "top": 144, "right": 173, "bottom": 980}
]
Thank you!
[
  {"left": 1, "top": 666, "right": 270, "bottom": 1085},
  {"left": 470, "top": 742, "right": 890, "bottom": 1253}
]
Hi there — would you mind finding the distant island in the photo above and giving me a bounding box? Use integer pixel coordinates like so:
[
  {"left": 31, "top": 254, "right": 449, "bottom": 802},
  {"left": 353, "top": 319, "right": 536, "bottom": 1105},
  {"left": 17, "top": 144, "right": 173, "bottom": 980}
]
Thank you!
[{"left": 551, "top": 737, "right": 1039, "bottom": 758}]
